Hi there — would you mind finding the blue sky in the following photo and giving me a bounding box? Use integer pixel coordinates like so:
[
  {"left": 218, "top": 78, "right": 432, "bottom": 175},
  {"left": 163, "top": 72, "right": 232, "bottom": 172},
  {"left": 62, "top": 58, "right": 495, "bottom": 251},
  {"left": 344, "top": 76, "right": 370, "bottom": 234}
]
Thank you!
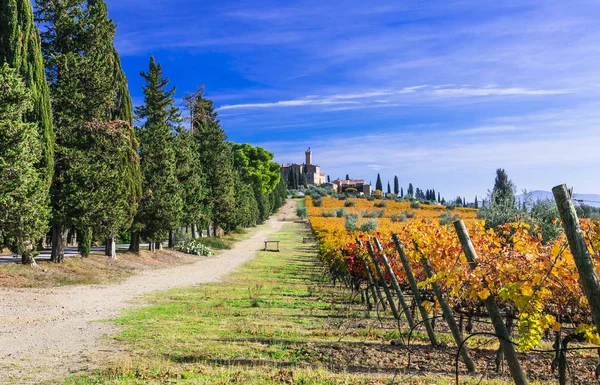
[{"left": 106, "top": 0, "right": 600, "bottom": 201}]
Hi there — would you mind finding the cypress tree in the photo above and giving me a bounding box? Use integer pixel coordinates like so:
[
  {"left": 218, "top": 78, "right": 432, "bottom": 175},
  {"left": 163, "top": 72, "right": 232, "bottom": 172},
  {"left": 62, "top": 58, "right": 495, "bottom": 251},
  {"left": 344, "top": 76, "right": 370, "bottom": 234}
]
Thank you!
[
  {"left": 438, "top": 192, "right": 441, "bottom": 203},
  {"left": 393, "top": 175, "right": 399, "bottom": 195},
  {"left": 492, "top": 168, "right": 515, "bottom": 206},
  {"left": 188, "top": 86, "right": 236, "bottom": 236},
  {"left": 387, "top": 181, "right": 391, "bottom": 195},
  {"left": 327, "top": 175, "right": 330, "bottom": 183},
  {"left": 400, "top": 187, "right": 404, "bottom": 197},
  {"left": 375, "top": 173, "right": 382, "bottom": 192},
  {"left": 0, "top": 0, "right": 54, "bottom": 184},
  {"left": 0, "top": 64, "right": 50, "bottom": 264},
  {"left": 346, "top": 174, "right": 350, "bottom": 180},
  {"left": 475, "top": 196, "right": 479, "bottom": 209},
  {"left": 36, "top": 0, "right": 140, "bottom": 262},
  {"left": 133, "top": 57, "right": 183, "bottom": 251},
  {"left": 407, "top": 183, "right": 414, "bottom": 197}
]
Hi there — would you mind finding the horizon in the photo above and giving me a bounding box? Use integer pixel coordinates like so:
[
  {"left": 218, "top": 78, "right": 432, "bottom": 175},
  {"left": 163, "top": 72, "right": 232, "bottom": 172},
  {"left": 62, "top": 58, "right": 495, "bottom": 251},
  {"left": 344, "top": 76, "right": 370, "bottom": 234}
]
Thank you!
[{"left": 106, "top": 0, "right": 600, "bottom": 199}]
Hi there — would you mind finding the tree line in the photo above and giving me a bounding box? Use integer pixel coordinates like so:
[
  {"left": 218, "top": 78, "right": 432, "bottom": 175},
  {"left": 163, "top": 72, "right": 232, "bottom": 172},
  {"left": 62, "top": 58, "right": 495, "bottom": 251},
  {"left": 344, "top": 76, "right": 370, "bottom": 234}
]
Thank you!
[{"left": 0, "top": 0, "right": 286, "bottom": 264}]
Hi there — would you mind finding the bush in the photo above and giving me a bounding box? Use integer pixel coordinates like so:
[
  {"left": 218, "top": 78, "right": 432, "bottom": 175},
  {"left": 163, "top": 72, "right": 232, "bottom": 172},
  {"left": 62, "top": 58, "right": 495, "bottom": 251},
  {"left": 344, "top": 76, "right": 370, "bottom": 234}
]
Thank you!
[
  {"left": 361, "top": 209, "right": 384, "bottom": 218},
  {"left": 439, "top": 211, "right": 461, "bottom": 226},
  {"left": 345, "top": 214, "right": 359, "bottom": 232},
  {"left": 176, "top": 239, "right": 213, "bottom": 256},
  {"left": 359, "top": 219, "right": 378, "bottom": 232},
  {"left": 337, "top": 194, "right": 348, "bottom": 200},
  {"left": 194, "top": 237, "right": 231, "bottom": 250},
  {"left": 344, "top": 200, "right": 355, "bottom": 207},
  {"left": 403, "top": 210, "right": 416, "bottom": 218},
  {"left": 334, "top": 208, "right": 347, "bottom": 218},
  {"left": 410, "top": 201, "right": 421, "bottom": 209},
  {"left": 366, "top": 196, "right": 375, "bottom": 201},
  {"left": 312, "top": 196, "right": 323, "bottom": 207},
  {"left": 296, "top": 206, "right": 308, "bottom": 219},
  {"left": 374, "top": 201, "right": 387, "bottom": 208},
  {"left": 391, "top": 213, "right": 407, "bottom": 222},
  {"left": 321, "top": 210, "right": 336, "bottom": 218}
]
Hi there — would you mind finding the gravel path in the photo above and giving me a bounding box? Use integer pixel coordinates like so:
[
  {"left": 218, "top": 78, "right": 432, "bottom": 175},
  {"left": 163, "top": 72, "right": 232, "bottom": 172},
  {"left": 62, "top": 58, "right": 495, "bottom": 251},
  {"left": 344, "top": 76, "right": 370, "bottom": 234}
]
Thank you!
[{"left": 0, "top": 200, "right": 298, "bottom": 384}]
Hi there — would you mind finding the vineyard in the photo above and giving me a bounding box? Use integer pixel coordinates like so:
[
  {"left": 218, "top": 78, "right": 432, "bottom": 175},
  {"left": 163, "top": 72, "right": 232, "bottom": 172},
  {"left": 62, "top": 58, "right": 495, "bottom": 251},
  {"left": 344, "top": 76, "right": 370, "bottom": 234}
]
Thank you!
[{"left": 306, "top": 192, "right": 600, "bottom": 384}]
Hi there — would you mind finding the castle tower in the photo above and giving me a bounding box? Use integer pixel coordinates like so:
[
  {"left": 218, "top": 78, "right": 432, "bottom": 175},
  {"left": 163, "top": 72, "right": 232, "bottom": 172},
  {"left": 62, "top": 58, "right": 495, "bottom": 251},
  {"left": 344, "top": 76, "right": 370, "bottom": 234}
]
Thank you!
[{"left": 305, "top": 147, "right": 312, "bottom": 165}]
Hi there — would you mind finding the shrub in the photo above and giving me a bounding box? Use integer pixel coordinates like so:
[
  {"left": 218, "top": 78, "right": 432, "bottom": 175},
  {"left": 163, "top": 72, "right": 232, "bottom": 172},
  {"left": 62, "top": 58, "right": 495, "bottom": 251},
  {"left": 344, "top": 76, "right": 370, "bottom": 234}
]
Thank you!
[
  {"left": 321, "top": 210, "right": 336, "bottom": 218},
  {"left": 312, "top": 196, "right": 323, "bottom": 207},
  {"left": 359, "top": 219, "right": 378, "bottom": 232},
  {"left": 391, "top": 213, "right": 407, "bottom": 222},
  {"left": 296, "top": 206, "right": 308, "bottom": 219},
  {"left": 194, "top": 237, "right": 231, "bottom": 250},
  {"left": 345, "top": 214, "right": 359, "bottom": 232},
  {"left": 374, "top": 201, "right": 387, "bottom": 208},
  {"left": 334, "top": 208, "right": 347, "bottom": 218},
  {"left": 366, "top": 196, "right": 375, "bottom": 201},
  {"left": 176, "top": 239, "right": 213, "bottom": 256},
  {"left": 337, "top": 194, "right": 348, "bottom": 200},
  {"left": 439, "top": 211, "right": 460, "bottom": 226},
  {"left": 410, "top": 201, "right": 421, "bottom": 209},
  {"left": 344, "top": 200, "right": 355, "bottom": 207},
  {"left": 403, "top": 210, "right": 416, "bottom": 218}
]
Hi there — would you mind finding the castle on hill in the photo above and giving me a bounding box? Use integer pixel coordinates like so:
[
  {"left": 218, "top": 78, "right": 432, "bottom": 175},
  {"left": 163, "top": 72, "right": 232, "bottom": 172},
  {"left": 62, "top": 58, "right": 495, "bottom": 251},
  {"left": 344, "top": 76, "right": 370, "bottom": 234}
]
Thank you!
[{"left": 281, "top": 148, "right": 327, "bottom": 186}]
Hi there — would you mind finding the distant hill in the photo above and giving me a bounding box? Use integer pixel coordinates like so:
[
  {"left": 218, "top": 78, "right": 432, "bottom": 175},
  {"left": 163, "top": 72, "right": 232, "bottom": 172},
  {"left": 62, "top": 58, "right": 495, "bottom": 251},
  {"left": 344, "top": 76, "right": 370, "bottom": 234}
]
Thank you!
[{"left": 516, "top": 190, "right": 600, "bottom": 208}]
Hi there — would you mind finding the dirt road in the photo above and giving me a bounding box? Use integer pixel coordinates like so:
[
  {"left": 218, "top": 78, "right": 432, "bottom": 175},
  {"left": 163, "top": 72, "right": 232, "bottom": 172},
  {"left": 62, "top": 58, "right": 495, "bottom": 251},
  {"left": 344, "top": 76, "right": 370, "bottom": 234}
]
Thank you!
[{"left": 0, "top": 200, "right": 297, "bottom": 384}]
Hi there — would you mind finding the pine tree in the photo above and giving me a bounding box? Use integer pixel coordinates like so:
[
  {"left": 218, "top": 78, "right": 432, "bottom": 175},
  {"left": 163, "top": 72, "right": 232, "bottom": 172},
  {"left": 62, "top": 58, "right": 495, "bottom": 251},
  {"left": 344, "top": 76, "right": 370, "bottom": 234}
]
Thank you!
[
  {"left": 493, "top": 168, "right": 515, "bottom": 206},
  {"left": 132, "top": 57, "right": 183, "bottom": 251},
  {"left": 0, "top": 64, "right": 50, "bottom": 264},
  {"left": 0, "top": 0, "right": 54, "bottom": 185},
  {"left": 36, "top": 0, "right": 139, "bottom": 262},
  {"left": 376, "top": 173, "right": 383, "bottom": 192},
  {"left": 189, "top": 87, "right": 236, "bottom": 236},
  {"left": 393, "top": 176, "right": 399, "bottom": 195}
]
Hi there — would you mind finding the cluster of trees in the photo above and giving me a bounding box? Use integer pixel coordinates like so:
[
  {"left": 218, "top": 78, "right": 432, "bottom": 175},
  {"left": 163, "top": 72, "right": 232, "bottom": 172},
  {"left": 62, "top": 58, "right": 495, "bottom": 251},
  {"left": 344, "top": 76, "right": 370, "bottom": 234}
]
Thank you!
[
  {"left": 375, "top": 173, "right": 445, "bottom": 203},
  {"left": 287, "top": 167, "right": 309, "bottom": 189},
  {"left": 0, "top": 0, "right": 286, "bottom": 264}
]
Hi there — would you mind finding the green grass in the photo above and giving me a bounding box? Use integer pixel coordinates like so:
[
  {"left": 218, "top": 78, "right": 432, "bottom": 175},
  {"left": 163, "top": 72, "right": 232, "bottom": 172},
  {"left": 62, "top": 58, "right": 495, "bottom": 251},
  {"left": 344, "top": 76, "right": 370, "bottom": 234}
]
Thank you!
[{"left": 63, "top": 221, "right": 541, "bottom": 385}]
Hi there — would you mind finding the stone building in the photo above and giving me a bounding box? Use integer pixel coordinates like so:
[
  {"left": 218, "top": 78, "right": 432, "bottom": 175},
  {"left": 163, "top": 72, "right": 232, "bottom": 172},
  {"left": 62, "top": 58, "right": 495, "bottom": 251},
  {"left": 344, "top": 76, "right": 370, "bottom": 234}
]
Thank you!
[
  {"left": 329, "top": 179, "right": 372, "bottom": 195},
  {"left": 281, "top": 148, "right": 327, "bottom": 186}
]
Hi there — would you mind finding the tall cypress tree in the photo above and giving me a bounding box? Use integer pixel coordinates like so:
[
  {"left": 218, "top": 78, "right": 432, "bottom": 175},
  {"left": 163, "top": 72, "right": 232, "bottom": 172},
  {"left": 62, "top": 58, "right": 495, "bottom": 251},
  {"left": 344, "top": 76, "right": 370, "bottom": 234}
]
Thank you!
[
  {"left": 393, "top": 175, "right": 399, "bottom": 195},
  {"left": 0, "top": 0, "right": 54, "bottom": 183},
  {"left": 36, "top": 0, "right": 140, "bottom": 261},
  {"left": 375, "top": 173, "right": 383, "bottom": 192},
  {"left": 387, "top": 181, "right": 391, "bottom": 195},
  {"left": 132, "top": 57, "right": 183, "bottom": 251},
  {"left": 0, "top": 65, "right": 50, "bottom": 264},
  {"left": 188, "top": 87, "right": 236, "bottom": 236}
]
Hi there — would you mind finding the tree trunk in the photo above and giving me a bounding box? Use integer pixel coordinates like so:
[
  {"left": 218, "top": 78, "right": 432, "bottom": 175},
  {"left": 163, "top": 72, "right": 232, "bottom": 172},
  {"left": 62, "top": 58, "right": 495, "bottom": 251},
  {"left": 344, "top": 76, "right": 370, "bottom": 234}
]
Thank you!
[
  {"left": 168, "top": 230, "right": 174, "bottom": 248},
  {"left": 51, "top": 224, "right": 66, "bottom": 263},
  {"left": 105, "top": 238, "right": 116, "bottom": 259},
  {"left": 213, "top": 222, "right": 217, "bottom": 237},
  {"left": 156, "top": 241, "right": 163, "bottom": 250},
  {"left": 191, "top": 224, "right": 198, "bottom": 239},
  {"left": 129, "top": 231, "right": 139, "bottom": 252},
  {"left": 149, "top": 240, "right": 155, "bottom": 252},
  {"left": 71, "top": 229, "right": 77, "bottom": 247},
  {"left": 21, "top": 252, "right": 36, "bottom": 265}
]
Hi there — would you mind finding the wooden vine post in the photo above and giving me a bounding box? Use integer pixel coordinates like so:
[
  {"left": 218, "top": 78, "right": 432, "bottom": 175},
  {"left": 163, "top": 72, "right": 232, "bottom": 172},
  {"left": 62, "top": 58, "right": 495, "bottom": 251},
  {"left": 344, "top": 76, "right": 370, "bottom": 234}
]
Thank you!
[
  {"left": 383, "top": 236, "right": 432, "bottom": 342},
  {"left": 357, "top": 238, "right": 387, "bottom": 311},
  {"left": 373, "top": 238, "right": 416, "bottom": 329},
  {"left": 453, "top": 220, "right": 528, "bottom": 385},
  {"left": 419, "top": 253, "right": 477, "bottom": 373},
  {"left": 366, "top": 241, "right": 401, "bottom": 320},
  {"left": 552, "top": 184, "right": 600, "bottom": 334}
]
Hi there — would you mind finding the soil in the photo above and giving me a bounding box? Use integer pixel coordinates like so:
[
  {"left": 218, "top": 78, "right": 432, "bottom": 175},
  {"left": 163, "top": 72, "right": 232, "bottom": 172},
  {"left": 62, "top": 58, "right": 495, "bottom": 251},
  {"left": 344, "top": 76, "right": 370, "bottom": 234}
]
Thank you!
[{"left": 0, "top": 200, "right": 297, "bottom": 384}]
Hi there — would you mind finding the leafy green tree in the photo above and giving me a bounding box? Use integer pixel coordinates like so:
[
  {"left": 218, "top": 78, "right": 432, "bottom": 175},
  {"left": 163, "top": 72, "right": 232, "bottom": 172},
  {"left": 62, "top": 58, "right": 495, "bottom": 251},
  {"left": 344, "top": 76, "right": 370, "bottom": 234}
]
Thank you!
[
  {"left": 492, "top": 168, "right": 515, "bottom": 206},
  {"left": 376, "top": 173, "right": 383, "bottom": 192},
  {"left": 132, "top": 57, "right": 183, "bottom": 251},
  {"left": 0, "top": 64, "right": 50, "bottom": 264},
  {"left": 188, "top": 87, "right": 236, "bottom": 235},
  {"left": 36, "top": 0, "right": 139, "bottom": 262},
  {"left": 0, "top": 0, "right": 54, "bottom": 186},
  {"left": 232, "top": 143, "right": 281, "bottom": 224},
  {"left": 393, "top": 175, "right": 399, "bottom": 195}
]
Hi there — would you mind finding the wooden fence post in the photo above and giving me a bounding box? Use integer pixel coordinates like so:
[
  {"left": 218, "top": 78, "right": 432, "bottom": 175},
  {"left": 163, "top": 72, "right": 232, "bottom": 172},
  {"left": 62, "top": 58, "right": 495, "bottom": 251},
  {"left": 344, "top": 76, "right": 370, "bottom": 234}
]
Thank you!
[
  {"left": 357, "top": 238, "right": 386, "bottom": 311},
  {"left": 373, "top": 238, "right": 416, "bottom": 329},
  {"left": 552, "top": 184, "right": 600, "bottom": 334},
  {"left": 454, "top": 220, "right": 528, "bottom": 385},
  {"left": 366, "top": 241, "right": 401, "bottom": 320},
  {"left": 419, "top": 254, "right": 477, "bottom": 372},
  {"left": 387, "top": 236, "right": 436, "bottom": 345}
]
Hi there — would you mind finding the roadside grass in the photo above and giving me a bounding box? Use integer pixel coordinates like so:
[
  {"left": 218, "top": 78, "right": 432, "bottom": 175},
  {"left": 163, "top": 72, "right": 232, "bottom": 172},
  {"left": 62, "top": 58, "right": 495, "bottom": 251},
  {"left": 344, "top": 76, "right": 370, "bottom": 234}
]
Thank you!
[
  {"left": 63, "top": 221, "right": 537, "bottom": 385},
  {"left": 0, "top": 250, "right": 201, "bottom": 288},
  {"left": 0, "top": 223, "right": 269, "bottom": 289}
]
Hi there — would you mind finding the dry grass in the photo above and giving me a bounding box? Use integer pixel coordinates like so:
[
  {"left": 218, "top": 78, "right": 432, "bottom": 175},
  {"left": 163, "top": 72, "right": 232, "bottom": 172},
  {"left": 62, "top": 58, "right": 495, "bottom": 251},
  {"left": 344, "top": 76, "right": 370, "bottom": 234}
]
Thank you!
[{"left": 0, "top": 249, "right": 198, "bottom": 288}]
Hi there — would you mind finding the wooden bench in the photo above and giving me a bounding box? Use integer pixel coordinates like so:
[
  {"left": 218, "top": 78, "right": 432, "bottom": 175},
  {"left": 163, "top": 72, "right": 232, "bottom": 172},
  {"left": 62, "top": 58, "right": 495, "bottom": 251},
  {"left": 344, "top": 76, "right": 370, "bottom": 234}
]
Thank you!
[{"left": 263, "top": 241, "right": 280, "bottom": 252}]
